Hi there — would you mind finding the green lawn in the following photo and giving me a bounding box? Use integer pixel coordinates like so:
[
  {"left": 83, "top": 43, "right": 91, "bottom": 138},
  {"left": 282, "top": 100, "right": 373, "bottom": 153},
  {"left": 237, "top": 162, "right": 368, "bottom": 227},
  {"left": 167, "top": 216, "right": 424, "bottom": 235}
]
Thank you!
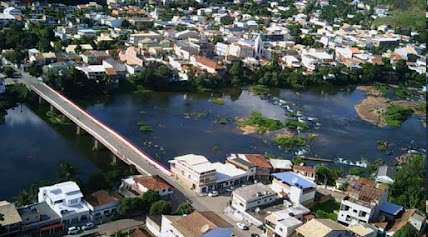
[{"left": 311, "top": 199, "right": 340, "bottom": 221}]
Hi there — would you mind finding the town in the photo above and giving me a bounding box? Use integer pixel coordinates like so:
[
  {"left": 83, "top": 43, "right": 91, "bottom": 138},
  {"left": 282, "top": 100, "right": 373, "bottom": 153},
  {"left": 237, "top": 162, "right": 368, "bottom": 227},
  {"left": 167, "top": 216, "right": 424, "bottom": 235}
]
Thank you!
[{"left": 0, "top": 0, "right": 426, "bottom": 237}]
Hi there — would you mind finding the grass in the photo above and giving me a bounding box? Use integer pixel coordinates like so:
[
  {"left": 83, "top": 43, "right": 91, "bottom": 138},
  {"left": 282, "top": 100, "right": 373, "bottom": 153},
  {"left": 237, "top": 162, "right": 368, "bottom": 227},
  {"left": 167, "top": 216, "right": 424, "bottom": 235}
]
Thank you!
[
  {"left": 372, "top": 9, "right": 425, "bottom": 30},
  {"left": 209, "top": 97, "right": 225, "bottom": 105},
  {"left": 46, "top": 111, "right": 71, "bottom": 125},
  {"left": 275, "top": 135, "right": 306, "bottom": 149},
  {"left": 311, "top": 199, "right": 340, "bottom": 221},
  {"left": 285, "top": 119, "right": 309, "bottom": 131},
  {"left": 375, "top": 83, "right": 389, "bottom": 97},
  {"left": 237, "top": 112, "right": 284, "bottom": 133},
  {"left": 384, "top": 105, "right": 413, "bottom": 127}
]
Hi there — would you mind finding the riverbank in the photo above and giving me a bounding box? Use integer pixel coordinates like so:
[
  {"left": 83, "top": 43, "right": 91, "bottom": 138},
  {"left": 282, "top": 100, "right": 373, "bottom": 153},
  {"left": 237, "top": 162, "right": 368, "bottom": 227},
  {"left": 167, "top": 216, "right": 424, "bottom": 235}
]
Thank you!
[{"left": 355, "top": 86, "right": 425, "bottom": 127}]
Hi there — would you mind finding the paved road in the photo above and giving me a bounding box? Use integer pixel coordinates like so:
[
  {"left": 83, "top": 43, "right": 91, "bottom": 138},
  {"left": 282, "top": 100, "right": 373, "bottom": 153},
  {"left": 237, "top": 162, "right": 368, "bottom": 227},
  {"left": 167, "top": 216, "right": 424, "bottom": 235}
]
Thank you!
[{"left": 19, "top": 72, "right": 255, "bottom": 237}]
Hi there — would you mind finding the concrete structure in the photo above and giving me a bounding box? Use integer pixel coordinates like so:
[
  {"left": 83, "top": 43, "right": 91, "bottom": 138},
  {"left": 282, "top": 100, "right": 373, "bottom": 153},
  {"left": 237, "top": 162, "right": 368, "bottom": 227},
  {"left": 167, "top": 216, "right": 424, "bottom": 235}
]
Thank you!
[
  {"left": 227, "top": 154, "right": 273, "bottom": 183},
  {"left": 265, "top": 208, "right": 307, "bottom": 237},
  {"left": 160, "top": 211, "right": 233, "bottom": 237},
  {"left": 85, "top": 190, "right": 120, "bottom": 224},
  {"left": 37, "top": 181, "right": 90, "bottom": 226},
  {"left": 231, "top": 183, "right": 278, "bottom": 212},
  {"left": 338, "top": 186, "right": 387, "bottom": 225},
  {"left": 296, "top": 219, "right": 352, "bottom": 237},
  {"left": 146, "top": 215, "right": 162, "bottom": 237},
  {"left": 169, "top": 154, "right": 217, "bottom": 193},
  {"left": 18, "top": 202, "right": 63, "bottom": 237},
  {"left": 271, "top": 172, "right": 316, "bottom": 205},
  {"left": 375, "top": 165, "right": 395, "bottom": 184},
  {"left": 0, "top": 201, "right": 22, "bottom": 236},
  {"left": 347, "top": 223, "right": 377, "bottom": 237},
  {"left": 130, "top": 175, "right": 174, "bottom": 196}
]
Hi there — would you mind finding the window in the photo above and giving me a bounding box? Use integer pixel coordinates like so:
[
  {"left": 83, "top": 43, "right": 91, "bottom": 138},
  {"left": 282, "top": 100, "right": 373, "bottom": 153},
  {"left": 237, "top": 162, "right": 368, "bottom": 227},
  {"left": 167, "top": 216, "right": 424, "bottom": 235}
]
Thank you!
[{"left": 359, "top": 211, "right": 367, "bottom": 217}]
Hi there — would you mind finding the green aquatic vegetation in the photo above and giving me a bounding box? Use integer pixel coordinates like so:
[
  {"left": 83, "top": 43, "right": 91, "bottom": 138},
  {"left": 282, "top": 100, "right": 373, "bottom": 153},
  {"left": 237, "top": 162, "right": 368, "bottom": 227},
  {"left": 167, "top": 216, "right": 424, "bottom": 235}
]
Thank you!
[
  {"left": 384, "top": 105, "right": 413, "bottom": 127},
  {"left": 237, "top": 112, "right": 284, "bottom": 133}
]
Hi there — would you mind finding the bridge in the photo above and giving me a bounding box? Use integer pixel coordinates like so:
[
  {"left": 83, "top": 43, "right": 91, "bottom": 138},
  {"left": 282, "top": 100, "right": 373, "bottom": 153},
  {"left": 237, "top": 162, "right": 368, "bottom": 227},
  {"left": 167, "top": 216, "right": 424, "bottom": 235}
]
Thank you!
[{"left": 19, "top": 73, "right": 208, "bottom": 208}]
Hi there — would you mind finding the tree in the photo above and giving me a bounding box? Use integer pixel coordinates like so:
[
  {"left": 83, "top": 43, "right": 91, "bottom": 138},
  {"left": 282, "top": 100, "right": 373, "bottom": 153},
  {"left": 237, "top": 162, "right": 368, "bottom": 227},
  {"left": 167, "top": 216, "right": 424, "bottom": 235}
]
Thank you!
[
  {"left": 393, "top": 223, "right": 421, "bottom": 237},
  {"left": 175, "top": 202, "right": 194, "bottom": 215},
  {"left": 58, "top": 161, "right": 78, "bottom": 182},
  {"left": 389, "top": 154, "right": 425, "bottom": 211},
  {"left": 141, "top": 190, "right": 161, "bottom": 207},
  {"left": 118, "top": 197, "right": 145, "bottom": 216},
  {"left": 3, "top": 66, "right": 15, "bottom": 78},
  {"left": 315, "top": 166, "right": 340, "bottom": 186},
  {"left": 149, "top": 200, "right": 171, "bottom": 216}
]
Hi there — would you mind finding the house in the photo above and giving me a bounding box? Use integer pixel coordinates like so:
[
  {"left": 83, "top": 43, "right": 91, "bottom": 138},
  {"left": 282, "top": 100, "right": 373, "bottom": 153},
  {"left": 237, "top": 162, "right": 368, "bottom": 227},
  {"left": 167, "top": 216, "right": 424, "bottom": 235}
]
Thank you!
[
  {"left": 231, "top": 183, "right": 278, "bottom": 212},
  {"left": 270, "top": 172, "right": 316, "bottom": 205},
  {"left": 375, "top": 165, "right": 395, "bottom": 184},
  {"left": 385, "top": 209, "right": 426, "bottom": 237},
  {"left": 269, "top": 159, "right": 293, "bottom": 172},
  {"left": 227, "top": 153, "right": 273, "bottom": 183},
  {"left": 17, "top": 202, "right": 63, "bottom": 237},
  {"left": 190, "top": 56, "right": 223, "bottom": 74},
  {"left": 174, "top": 40, "right": 200, "bottom": 60},
  {"left": 295, "top": 219, "right": 352, "bottom": 237},
  {"left": 85, "top": 190, "right": 120, "bottom": 224},
  {"left": 160, "top": 211, "right": 233, "bottom": 237},
  {"left": 212, "top": 162, "right": 250, "bottom": 190},
  {"left": 169, "top": 154, "right": 217, "bottom": 194},
  {"left": 132, "top": 175, "right": 174, "bottom": 197},
  {"left": 38, "top": 181, "right": 90, "bottom": 227},
  {"left": 81, "top": 50, "right": 111, "bottom": 65},
  {"left": 338, "top": 185, "right": 387, "bottom": 225},
  {"left": 102, "top": 58, "right": 127, "bottom": 80},
  {"left": 76, "top": 65, "right": 107, "bottom": 80},
  {"left": 0, "top": 201, "right": 22, "bottom": 236},
  {"left": 265, "top": 207, "right": 310, "bottom": 237},
  {"left": 347, "top": 223, "right": 377, "bottom": 237},
  {"left": 146, "top": 215, "right": 162, "bottom": 237},
  {"left": 292, "top": 165, "right": 316, "bottom": 181}
]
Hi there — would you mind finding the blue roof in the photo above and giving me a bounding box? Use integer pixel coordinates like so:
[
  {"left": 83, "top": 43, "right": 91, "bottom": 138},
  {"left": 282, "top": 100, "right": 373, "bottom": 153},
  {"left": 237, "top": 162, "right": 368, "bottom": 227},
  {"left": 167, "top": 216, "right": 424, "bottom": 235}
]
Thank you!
[
  {"left": 379, "top": 202, "right": 403, "bottom": 216},
  {"left": 202, "top": 228, "right": 233, "bottom": 237},
  {"left": 272, "top": 172, "right": 315, "bottom": 189}
]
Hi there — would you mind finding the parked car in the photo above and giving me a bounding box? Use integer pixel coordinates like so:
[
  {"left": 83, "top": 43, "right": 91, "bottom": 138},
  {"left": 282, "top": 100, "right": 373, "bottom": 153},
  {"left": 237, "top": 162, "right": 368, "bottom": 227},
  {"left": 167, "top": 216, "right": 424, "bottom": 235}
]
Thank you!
[
  {"left": 82, "top": 222, "right": 95, "bottom": 231},
  {"left": 208, "top": 191, "right": 218, "bottom": 197},
  {"left": 67, "top": 226, "right": 80, "bottom": 235},
  {"left": 237, "top": 223, "right": 249, "bottom": 230}
]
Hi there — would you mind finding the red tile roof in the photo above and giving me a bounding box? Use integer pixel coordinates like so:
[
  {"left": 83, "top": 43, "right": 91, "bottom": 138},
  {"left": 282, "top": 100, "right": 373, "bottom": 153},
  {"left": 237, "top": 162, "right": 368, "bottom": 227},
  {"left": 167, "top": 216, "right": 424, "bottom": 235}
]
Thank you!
[
  {"left": 244, "top": 154, "right": 272, "bottom": 169},
  {"left": 195, "top": 56, "right": 222, "bottom": 70},
  {"left": 86, "top": 190, "right": 119, "bottom": 207},
  {"left": 134, "top": 175, "right": 172, "bottom": 191}
]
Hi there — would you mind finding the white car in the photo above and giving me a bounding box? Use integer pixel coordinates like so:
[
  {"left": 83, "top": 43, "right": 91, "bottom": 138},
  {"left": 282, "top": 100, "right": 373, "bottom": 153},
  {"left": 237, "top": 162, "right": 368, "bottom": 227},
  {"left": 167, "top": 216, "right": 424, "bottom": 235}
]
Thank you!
[
  {"left": 208, "top": 191, "right": 218, "bottom": 197},
  {"left": 237, "top": 222, "right": 249, "bottom": 230},
  {"left": 67, "top": 226, "right": 80, "bottom": 235},
  {"left": 82, "top": 222, "right": 95, "bottom": 231}
]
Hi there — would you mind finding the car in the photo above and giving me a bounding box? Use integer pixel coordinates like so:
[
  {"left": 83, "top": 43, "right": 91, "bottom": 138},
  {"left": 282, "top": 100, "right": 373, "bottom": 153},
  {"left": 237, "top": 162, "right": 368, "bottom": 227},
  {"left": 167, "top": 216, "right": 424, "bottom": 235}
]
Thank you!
[
  {"left": 208, "top": 191, "right": 218, "bottom": 197},
  {"left": 82, "top": 222, "right": 95, "bottom": 231},
  {"left": 237, "top": 222, "right": 249, "bottom": 230},
  {"left": 67, "top": 226, "right": 80, "bottom": 235}
]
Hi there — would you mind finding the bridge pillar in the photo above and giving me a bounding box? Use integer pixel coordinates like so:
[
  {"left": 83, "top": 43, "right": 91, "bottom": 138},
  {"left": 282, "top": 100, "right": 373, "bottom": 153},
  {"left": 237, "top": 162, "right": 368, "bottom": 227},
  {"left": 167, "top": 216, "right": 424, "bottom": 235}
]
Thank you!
[
  {"left": 76, "top": 125, "right": 84, "bottom": 135},
  {"left": 92, "top": 139, "right": 100, "bottom": 151},
  {"left": 111, "top": 154, "right": 118, "bottom": 166},
  {"left": 49, "top": 104, "right": 54, "bottom": 112},
  {"left": 38, "top": 96, "right": 43, "bottom": 104}
]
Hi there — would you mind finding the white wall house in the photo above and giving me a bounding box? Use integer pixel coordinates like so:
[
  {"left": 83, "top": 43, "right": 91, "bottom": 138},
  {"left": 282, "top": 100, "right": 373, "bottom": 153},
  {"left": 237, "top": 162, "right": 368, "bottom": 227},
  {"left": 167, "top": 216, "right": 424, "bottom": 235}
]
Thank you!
[
  {"left": 38, "top": 181, "right": 90, "bottom": 226},
  {"left": 231, "top": 183, "right": 278, "bottom": 212},
  {"left": 271, "top": 172, "right": 316, "bottom": 205}
]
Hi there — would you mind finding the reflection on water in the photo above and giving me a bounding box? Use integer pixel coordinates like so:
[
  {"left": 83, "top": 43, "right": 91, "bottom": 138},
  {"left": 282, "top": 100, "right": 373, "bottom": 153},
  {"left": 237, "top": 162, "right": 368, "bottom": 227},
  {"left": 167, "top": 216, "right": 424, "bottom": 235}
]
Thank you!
[{"left": 0, "top": 88, "right": 425, "bottom": 199}]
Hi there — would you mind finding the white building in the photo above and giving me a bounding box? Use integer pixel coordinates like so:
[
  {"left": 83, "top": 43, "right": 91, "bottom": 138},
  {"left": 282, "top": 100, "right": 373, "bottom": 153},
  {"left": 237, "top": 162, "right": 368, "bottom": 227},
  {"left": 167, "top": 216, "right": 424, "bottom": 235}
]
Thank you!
[
  {"left": 271, "top": 172, "right": 316, "bottom": 205},
  {"left": 265, "top": 207, "right": 308, "bottom": 237},
  {"left": 337, "top": 186, "right": 387, "bottom": 225},
  {"left": 76, "top": 65, "right": 106, "bottom": 80},
  {"left": 231, "top": 183, "right": 278, "bottom": 212},
  {"left": 38, "top": 181, "right": 90, "bottom": 226},
  {"left": 169, "top": 154, "right": 217, "bottom": 194},
  {"left": 85, "top": 190, "right": 119, "bottom": 224}
]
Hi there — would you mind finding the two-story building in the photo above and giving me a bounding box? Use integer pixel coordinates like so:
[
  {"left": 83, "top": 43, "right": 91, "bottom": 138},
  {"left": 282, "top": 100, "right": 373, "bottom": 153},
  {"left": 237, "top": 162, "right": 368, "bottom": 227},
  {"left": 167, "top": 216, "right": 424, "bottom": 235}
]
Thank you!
[
  {"left": 231, "top": 183, "right": 278, "bottom": 213},
  {"left": 271, "top": 172, "right": 316, "bottom": 206},
  {"left": 85, "top": 190, "right": 120, "bottom": 224},
  {"left": 38, "top": 181, "right": 90, "bottom": 227}
]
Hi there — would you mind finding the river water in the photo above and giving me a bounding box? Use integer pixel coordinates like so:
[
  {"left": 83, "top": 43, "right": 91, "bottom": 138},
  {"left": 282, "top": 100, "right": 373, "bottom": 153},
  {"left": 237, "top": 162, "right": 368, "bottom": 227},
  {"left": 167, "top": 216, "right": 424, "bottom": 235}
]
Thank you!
[{"left": 0, "top": 88, "right": 425, "bottom": 199}]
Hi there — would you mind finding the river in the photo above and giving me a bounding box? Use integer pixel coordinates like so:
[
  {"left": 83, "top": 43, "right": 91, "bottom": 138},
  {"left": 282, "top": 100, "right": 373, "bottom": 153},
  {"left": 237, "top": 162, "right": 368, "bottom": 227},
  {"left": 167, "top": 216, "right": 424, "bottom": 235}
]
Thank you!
[{"left": 0, "top": 88, "right": 425, "bottom": 199}]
